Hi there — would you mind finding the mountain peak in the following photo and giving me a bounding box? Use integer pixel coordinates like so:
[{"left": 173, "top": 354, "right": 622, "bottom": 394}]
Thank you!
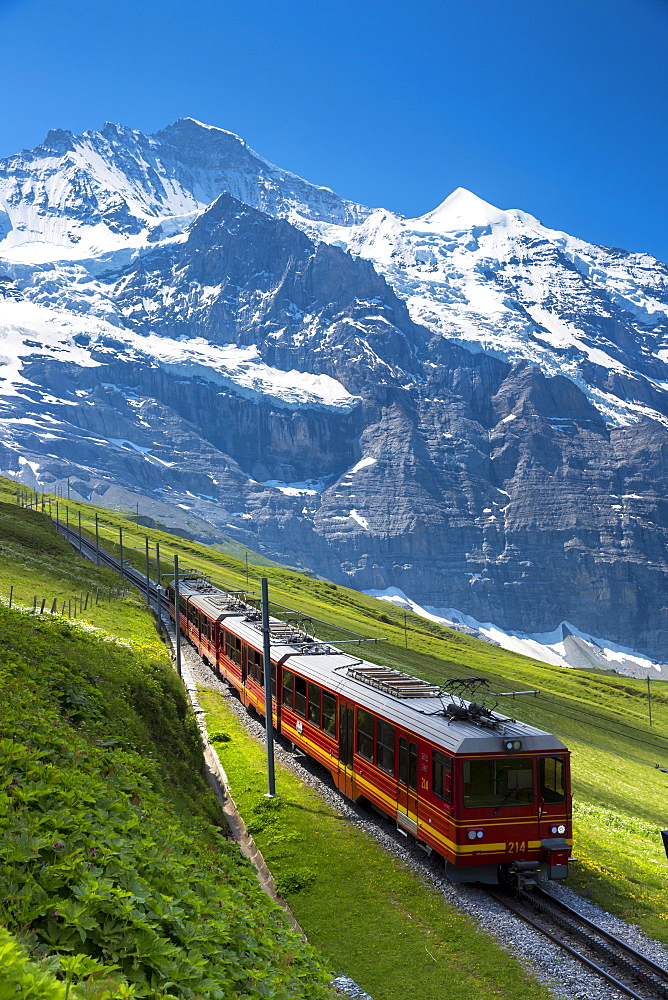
[
  {"left": 159, "top": 117, "right": 248, "bottom": 146},
  {"left": 416, "top": 187, "right": 508, "bottom": 230}
]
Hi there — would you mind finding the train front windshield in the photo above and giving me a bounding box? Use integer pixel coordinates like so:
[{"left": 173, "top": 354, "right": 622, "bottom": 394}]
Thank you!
[{"left": 463, "top": 757, "right": 534, "bottom": 808}]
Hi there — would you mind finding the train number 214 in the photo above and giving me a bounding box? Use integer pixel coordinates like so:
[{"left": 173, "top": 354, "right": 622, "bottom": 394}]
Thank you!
[{"left": 507, "top": 841, "right": 526, "bottom": 854}]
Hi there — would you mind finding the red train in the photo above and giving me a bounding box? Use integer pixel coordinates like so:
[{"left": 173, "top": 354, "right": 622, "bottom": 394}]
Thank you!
[{"left": 168, "top": 576, "right": 572, "bottom": 886}]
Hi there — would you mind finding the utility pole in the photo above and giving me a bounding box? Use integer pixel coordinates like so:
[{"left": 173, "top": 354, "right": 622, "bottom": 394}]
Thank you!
[
  {"left": 156, "top": 541, "right": 162, "bottom": 626},
  {"left": 261, "top": 577, "right": 277, "bottom": 797},
  {"left": 174, "top": 554, "right": 182, "bottom": 678},
  {"left": 145, "top": 536, "right": 151, "bottom": 605}
]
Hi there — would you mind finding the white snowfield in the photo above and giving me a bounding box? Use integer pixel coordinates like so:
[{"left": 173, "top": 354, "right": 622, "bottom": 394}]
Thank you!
[
  {"left": 0, "top": 299, "right": 359, "bottom": 412},
  {"left": 365, "top": 587, "right": 668, "bottom": 679}
]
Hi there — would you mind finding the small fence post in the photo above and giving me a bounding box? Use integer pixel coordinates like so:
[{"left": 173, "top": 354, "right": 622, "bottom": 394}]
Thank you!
[
  {"left": 40, "top": 598, "right": 46, "bottom": 614},
  {"left": 9, "top": 586, "right": 13, "bottom": 608},
  {"left": 51, "top": 598, "right": 57, "bottom": 614}
]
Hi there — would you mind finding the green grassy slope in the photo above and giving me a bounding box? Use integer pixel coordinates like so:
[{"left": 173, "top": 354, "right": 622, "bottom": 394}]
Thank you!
[
  {"left": 3, "top": 477, "right": 668, "bottom": 943},
  {"left": 0, "top": 492, "right": 337, "bottom": 999}
]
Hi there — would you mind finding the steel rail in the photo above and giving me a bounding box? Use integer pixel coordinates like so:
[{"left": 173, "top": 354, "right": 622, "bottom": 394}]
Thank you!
[
  {"left": 530, "top": 888, "right": 668, "bottom": 991},
  {"left": 486, "top": 886, "right": 668, "bottom": 1000}
]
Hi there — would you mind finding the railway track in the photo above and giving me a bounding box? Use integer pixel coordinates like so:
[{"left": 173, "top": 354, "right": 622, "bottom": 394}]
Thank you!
[
  {"left": 486, "top": 885, "right": 668, "bottom": 1000},
  {"left": 53, "top": 519, "right": 163, "bottom": 603}
]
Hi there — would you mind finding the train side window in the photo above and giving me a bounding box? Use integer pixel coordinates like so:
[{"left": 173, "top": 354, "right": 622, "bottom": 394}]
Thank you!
[
  {"left": 282, "top": 669, "right": 294, "bottom": 709},
  {"left": 308, "top": 683, "right": 321, "bottom": 726},
  {"left": 294, "top": 675, "right": 307, "bottom": 718},
  {"left": 357, "top": 709, "right": 374, "bottom": 761},
  {"left": 539, "top": 756, "right": 565, "bottom": 803},
  {"left": 376, "top": 719, "right": 395, "bottom": 775},
  {"left": 399, "top": 738, "right": 418, "bottom": 790},
  {"left": 225, "top": 633, "right": 241, "bottom": 666},
  {"left": 248, "top": 648, "right": 263, "bottom": 684},
  {"left": 322, "top": 691, "right": 336, "bottom": 735},
  {"left": 432, "top": 750, "right": 452, "bottom": 802}
]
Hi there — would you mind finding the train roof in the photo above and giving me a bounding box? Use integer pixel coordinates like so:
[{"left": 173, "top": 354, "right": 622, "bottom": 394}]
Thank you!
[{"left": 176, "top": 579, "right": 567, "bottom": 756}]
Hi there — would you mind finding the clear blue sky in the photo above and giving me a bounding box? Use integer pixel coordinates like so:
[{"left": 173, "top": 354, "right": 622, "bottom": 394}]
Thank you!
[{"left": 0, "top": 0, "right": 666, "bottom": 261}]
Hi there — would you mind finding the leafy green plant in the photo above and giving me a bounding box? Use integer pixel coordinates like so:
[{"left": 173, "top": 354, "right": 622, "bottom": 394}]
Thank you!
[
  {"left": 0, "top": 601, "right": 337, "bottom": 1000},
  {"left": 208, "top": 731, "right": 232, "bottom": 744}
]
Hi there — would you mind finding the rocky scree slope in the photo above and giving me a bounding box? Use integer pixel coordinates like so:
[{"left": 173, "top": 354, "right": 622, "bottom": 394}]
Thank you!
[{"left": 0, "top": 119, "right": 667, "bottom": 658}]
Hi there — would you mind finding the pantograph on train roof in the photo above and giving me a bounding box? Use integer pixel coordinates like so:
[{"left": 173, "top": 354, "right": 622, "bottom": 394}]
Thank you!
[{"left": 177, "top": 575, "right": 539, "bottom": 733}]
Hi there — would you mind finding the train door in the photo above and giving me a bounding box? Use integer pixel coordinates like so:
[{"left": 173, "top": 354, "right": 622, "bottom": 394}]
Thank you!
[
  {"left": 396, "top": 734, "right": 419, "bottom": 836},
  {"left": 338, "top": 701, "right": 355, "bottom": 799}
]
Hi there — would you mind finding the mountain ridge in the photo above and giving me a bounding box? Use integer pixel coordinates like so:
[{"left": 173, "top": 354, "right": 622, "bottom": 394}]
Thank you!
[{"left": 1, "top": 118, "right": 668, "bottom": 658}]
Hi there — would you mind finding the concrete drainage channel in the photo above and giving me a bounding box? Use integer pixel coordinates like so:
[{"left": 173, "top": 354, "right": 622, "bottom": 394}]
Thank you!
[{"left": 163, "top": 616, "right": 374, "bottom": 1000}]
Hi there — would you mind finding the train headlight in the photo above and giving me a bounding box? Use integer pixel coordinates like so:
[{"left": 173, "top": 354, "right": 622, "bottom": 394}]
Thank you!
[
  {"left": 503, "top": 739, "right": 522, "bottom": 751},
  {"left": 476, "top": 830, "right": 483, "bottom": 839},
  {"left": 557, "top": 824, "right": 566, "bottom": 834},
  {"left": 468, "top": 830, "right": 476, "bottom": 840}
]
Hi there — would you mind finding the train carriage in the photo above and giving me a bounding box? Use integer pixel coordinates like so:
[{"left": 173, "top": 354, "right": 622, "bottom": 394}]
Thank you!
[{"left": 168, "top": 576, "right": 572, "bottom": 887}]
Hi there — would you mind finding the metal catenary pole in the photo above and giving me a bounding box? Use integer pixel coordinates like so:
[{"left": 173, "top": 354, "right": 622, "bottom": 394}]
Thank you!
[
  {"left": 145, "top": 536, "right": 151, "bottom": 605},
  {"left": 155, "top": 541, "right": 162, "bottom": 626},
  {"left": 78, "top": 510, "right": 82, "bottom": 551},
  {"left": 95, "top": 513, "right": 100, "bottom": 565},
  {"left": 261, "top": 577, "right": 277, "bottom": 797},
  {"left": 119, "top": 526, "right": 124, "bottom": 583},
  {"left": 174, "top": 554, "right": 182, "bottom": 678},
  {"left": 648, "top": 675, "right": 653, "bottom": 727}
]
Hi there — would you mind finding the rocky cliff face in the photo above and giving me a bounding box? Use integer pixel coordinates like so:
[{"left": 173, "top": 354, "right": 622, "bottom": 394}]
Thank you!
[{"left": 1, "top": 119, "right": 667, "bottom": 658}]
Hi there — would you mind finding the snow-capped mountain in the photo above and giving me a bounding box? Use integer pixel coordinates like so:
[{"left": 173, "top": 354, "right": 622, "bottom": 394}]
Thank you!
[
  {"left": 305, "top": 186, "right": 668, "bottom": 427},
  {"left": 1, "top": 118, "right": 667, "bottom": 660}
]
